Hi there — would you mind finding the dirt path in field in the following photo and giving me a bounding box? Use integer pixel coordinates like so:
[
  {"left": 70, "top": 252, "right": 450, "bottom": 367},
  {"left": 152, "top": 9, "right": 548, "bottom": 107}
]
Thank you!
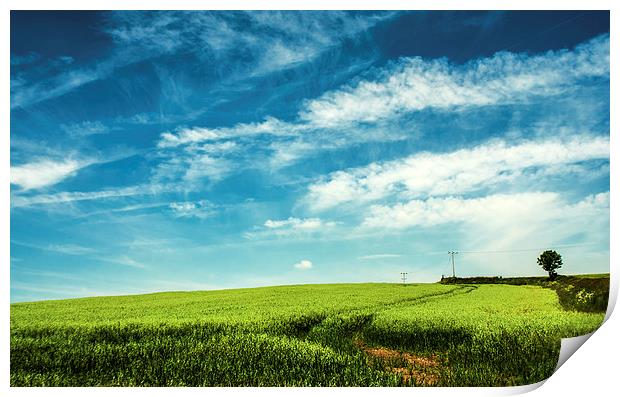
[{"left": 353, "top": 338, "right": 442, "bottom": 386}]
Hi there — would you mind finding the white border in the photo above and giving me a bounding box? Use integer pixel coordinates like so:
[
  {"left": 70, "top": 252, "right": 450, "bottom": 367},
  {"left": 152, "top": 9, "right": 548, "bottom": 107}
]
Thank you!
[{"left": 2, "top": 1, "right": 617, "bottom": 396}]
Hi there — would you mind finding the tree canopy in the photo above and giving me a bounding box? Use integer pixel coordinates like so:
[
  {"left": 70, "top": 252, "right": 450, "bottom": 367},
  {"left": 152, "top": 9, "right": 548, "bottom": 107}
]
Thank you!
[{"left": 537, "top": 250, "right": 563, "bottom": 280}]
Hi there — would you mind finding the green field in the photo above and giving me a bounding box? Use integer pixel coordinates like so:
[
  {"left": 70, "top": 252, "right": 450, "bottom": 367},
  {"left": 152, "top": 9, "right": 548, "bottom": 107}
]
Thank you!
[{"left": 10, "top": 279, "right": 606, "bottom": 387}]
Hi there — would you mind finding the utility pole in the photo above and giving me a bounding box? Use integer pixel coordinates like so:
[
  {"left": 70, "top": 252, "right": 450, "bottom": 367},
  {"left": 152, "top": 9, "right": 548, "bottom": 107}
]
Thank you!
[
  {"left": 400, "top": 272, "right": 408, "bottom": 285},
  {"left": 448, "top": 251, "right": 458, "bottom": 278}
]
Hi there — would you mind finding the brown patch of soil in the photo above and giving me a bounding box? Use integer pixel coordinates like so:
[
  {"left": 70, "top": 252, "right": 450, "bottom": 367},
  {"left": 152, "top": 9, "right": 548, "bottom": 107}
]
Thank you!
[
  {"left": 363, "top": 346, "right": 401, "bottom": 361},
  {"left": 354, "top": 338, "right": 441, "bottom": 386},
  {"left": 402, "top": 352, "right": 439, "bottom": 367},
  {"left": 390, "top": 367, "right": 439, "bottom": 385}
]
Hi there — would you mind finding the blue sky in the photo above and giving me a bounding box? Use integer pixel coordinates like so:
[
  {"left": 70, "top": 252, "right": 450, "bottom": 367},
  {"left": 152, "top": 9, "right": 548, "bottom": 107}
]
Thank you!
[{"left": 10, "top": 11, "right": 610, "bottom": 302}]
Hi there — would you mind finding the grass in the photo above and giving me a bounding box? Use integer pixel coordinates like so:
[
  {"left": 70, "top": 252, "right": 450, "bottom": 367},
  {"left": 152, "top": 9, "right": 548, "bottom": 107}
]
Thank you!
[
  {"left": 440, "top": 273, "right": 610, "bottom": 312},
  {"left": 10, "top": 278, "right": 608, "bottom": 387}
]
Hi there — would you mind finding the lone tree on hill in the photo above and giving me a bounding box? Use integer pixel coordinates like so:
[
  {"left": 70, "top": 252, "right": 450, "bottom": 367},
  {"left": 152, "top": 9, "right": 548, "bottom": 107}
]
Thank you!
[{"left": 537, "top": 250, "right": 562, "bottom": 280}]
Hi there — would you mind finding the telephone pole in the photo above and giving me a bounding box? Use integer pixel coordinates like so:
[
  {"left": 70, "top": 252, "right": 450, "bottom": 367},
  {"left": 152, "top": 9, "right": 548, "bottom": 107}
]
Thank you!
[
  {"left": 400, "top": 272, "right": 408, "bottom": 285},
  {"left": 448, "top": 251, "right": 458, "bottom": 278}
]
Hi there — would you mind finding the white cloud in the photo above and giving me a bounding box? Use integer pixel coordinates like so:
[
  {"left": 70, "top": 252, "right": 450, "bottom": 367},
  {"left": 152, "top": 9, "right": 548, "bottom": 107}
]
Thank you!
[
  {"left": 10, "top": 149, "right": 137, "bottom": 193},
  {"left": 304, "top": 135, "right": 609, "bottom": 211},
  {"left": 11, "top": 240, "right": 95, "bottom": 256},
  {"left": 76, "top": 202, "right": 170, "bottom": 218},
  {"left": 293, "top": 259, "right": 313, "bottom": 270},
  {"left": 182, "top": 154, "right": 232, "bottom": 183},
  {"left": 246, "top": 217, "right": 338, "bottom": 238},
  {"left": 158, "top": 117, "right": 298, "bottom": 148},
  {"left": 154, "top": 141, "right": 239, "bottom": 185},
  {"left": 267, "top": 139, "right": 317, "bottom": 168},
  {"left": 109, "top": 11, "right": 394, "bottom": 77},
  {"left": 362, "top": 192, "right": 609, "bottom": 231},
  {"left": 154, "top": 34, "right": 609, "bottom": 181},
  {"left": 46, "top": 244, "right": 95, "bottom": 255},
  {"left": 264, "top": 217, "right": 335, "bottom": 231},
  {"left": 11, "top": 183, "right": 178, "bottom": 208},
  {"left": 192, "top": 141, "right": 238, "bottom": 154},
  {"left": 169, "top": 200, "right": 216, "bottom": 219},
  {"left": 61, "top": 121, "right": 109, "bottom": 137},
  {"left": 299, "top": 34, "right": 609, "bottom": 128},
  {"left": 11, "top": 67, "right": 107, "bottom": 109},
  {"left": 10, "top": 158, "right": 89, "bottom": 190},
  {"left": 101, "top": 255, "right": 147, "bottom": 269},
  {"left": 254, "top": 39, "right": 318, "bottom": 75}
]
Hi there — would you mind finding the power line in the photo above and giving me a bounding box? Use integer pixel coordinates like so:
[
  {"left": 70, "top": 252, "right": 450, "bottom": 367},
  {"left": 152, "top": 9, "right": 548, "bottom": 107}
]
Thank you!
[
  {"left": 378, "top": 243, "right": 599, "bottom": 260},
  {"left": 400, "top": 272, "right": 408, "bottom": 285}
]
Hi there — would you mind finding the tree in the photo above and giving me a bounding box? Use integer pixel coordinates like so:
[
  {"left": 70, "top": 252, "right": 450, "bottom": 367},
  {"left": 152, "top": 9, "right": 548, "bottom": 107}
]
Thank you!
[{"left": 537, "top": 250, "right": 562, "bottom": 280}]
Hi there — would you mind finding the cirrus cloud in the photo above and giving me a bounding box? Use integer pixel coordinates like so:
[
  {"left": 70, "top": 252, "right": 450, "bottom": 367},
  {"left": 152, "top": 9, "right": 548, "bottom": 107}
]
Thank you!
[
  {"left": 11, "top": 158, "right": 90, "bottom": 191},
  {"left": 361, "top": 192, "right": 609, "bottom": 234},
  {"left": 299, "top": 34, "right": 609, "bottom": 128},
  {"left": 264, "top": 217, "right": 336, "bottom": 231},
  {"left": 169, "top": 200, "right": 216, "bottom": 219},
  {"left": 304, "top": 134, "right": 609, "bottom": 212}
]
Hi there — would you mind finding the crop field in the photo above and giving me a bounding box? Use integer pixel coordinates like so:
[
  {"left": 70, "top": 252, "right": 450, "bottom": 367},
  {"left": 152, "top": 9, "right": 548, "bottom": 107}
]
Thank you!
[{"left": 10, "top": 280, "right": 606, "bottom": 387}]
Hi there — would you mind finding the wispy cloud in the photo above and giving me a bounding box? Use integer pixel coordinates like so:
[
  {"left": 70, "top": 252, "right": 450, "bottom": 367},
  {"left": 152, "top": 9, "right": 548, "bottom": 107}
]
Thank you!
[
  {"left": 10, "top": 158, "right": 93, "bottom": 191},
  {"left": 11, "top": 240, "right": 95, "bottom": 256},
  {"left": 303, "top": 134, "right": 609, "bottom": 211},
  {"left": 100, "top": 255, "right": 147, "bottom": 269},
  {"left": 362, "top": 191, "right": 609, "bottom": 230},
  {"left": 11, "top": 146, "right": 140, "bottom": 193},
  {"left": 181, "top": 155, "right": 233, "bottom": 184},
  {"left": 11, "top": 183, "right": 178, "bottom": 208},
  {"left": 108, "top": 11, "right": 393, "bottom": 76},
  {"left": 10, "top": 52, "right": 40, "bottom": 66},
  {"left": 45, "top": 244, "right": 96, "bottom": 255},
  {"left": 152, "top": 140, "right": 240, "bottom": 187},
  {"left": 169, "top": 200, "right": 216, "bottom": 219},
  {"left": 299, "top": 34, "right": 609, "bottom": 128},
  {"left": 60, "top": 120, "right": 109, "bottom": 137},
  {"left": 160, "top": 34, "right": 609, "bottom": 148},
  {"left": 11, "top": 11, "right": 393, "bottom": 110},
  {"left": 155, "top": 34, "right": 609, "bottom": 185},
  {"left": 158, "top": 117, "right": 296, "bottom": 148},
  {"left": 264, "top": 217, "right": 336, "bottom": 231},
  {"left": 244, "top": 217, "right": 337, "bottom": 240},
  {"left": 11, "top": 66, "right": 112, "bottom": 109},
  {"left": 76, "top": 202, "right": 171, "bottom": 218},
  {"left": 245, "top": 11, "right": 394, "bottom": 74}
]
